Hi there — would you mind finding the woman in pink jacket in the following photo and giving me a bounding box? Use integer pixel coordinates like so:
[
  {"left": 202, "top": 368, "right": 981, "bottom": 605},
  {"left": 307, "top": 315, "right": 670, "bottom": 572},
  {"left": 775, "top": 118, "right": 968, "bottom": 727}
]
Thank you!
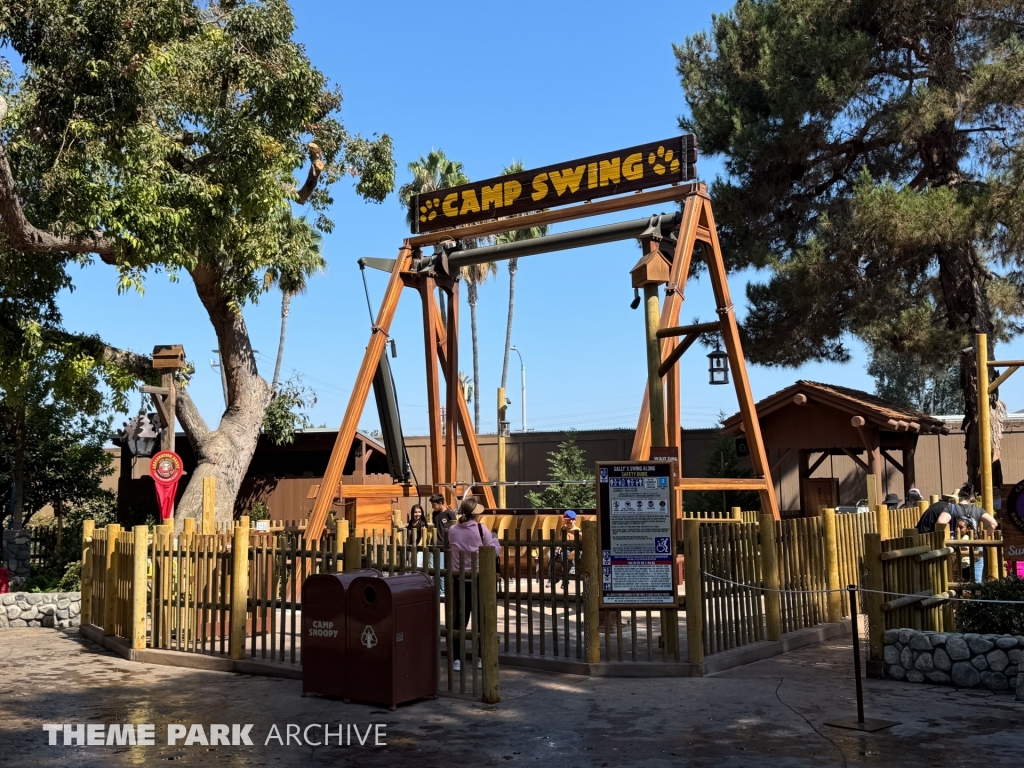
[{"left": 447, "top": 498, "right": 501, "bottom": 670}]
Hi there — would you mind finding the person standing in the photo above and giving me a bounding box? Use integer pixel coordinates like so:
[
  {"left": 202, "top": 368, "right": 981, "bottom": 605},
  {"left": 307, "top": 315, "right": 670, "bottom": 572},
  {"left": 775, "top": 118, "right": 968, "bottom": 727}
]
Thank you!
[
  {"left": 447, "top": 498, "right": 501, "bottom": 671},
  {"left": 949, "top": 484, "right": 997, "bottom": 582},
  {"left": 407, "top": 504, "right": 427, "bottom": 546},
  {"left": 900, "top": 488, "right": 923, "bottom": 509},
  {"left": 429, "top": 493, "right": 457, "bottom": 549}
]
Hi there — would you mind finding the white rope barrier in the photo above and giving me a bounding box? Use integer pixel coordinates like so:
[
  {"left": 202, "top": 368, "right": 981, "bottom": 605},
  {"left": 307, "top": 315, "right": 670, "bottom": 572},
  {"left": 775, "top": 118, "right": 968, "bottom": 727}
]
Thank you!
[{"left": 699, "top": 570, "right": 1024, "bottom": 605}]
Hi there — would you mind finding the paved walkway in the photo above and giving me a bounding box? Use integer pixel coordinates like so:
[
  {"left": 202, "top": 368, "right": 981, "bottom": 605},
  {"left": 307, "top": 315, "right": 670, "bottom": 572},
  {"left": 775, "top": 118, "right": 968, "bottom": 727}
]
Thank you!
[{"left": 0, "top": 627, "right": 1018, "bottom": 767}]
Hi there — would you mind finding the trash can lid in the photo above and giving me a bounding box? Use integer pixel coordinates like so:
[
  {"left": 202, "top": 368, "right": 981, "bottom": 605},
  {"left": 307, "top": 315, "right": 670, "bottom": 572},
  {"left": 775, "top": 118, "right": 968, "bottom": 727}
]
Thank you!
[{"left": 303, "top": 569, "right": 381, "bottom": 606}]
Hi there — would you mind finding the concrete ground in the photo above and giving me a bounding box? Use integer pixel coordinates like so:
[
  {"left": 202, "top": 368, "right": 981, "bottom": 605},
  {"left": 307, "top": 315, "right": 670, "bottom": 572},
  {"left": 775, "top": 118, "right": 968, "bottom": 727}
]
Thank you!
[{"left": 0, "top": 627, "right": 1019, "bottom": 767}]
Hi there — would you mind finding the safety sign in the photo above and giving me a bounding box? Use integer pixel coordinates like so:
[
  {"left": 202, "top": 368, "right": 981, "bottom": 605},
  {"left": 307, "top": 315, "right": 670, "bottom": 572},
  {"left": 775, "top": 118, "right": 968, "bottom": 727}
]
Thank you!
[{"left": 596, "top": 461, "right": 676, "bottom": 607}]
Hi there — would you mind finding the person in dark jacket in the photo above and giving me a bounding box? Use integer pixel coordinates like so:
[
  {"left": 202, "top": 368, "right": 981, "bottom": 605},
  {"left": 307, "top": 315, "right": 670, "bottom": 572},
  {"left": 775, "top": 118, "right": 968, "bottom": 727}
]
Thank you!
[{"left": 429, "top": 494, "right": 457, "bottom": 549}]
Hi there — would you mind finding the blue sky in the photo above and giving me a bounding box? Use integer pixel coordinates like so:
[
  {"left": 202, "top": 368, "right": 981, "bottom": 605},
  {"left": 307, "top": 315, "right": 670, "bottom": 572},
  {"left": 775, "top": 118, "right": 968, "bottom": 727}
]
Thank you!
[{"left": 48, "top": 0, "right": 1024, "bottom": 435}]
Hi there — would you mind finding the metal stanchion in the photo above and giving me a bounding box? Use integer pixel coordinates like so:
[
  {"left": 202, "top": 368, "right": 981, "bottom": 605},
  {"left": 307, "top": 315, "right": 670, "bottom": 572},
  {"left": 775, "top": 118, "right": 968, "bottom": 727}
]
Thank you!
[{"left": 825, "top": 586, "right": 899, "bottom": 732}]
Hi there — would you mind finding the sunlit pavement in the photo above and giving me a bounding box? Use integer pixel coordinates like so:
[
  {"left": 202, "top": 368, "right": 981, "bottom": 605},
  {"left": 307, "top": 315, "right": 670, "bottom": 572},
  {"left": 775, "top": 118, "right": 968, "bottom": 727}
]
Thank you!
[{"left": 1, "top": 627, "right": 1018, "bottom": 767}]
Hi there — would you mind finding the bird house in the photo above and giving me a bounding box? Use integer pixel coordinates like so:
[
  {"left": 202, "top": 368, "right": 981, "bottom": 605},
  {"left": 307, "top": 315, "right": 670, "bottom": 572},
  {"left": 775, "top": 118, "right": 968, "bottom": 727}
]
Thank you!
[
  {"left": 629, "top": 249, "right": 671, "bottom": 288},
  {"left": 152, "top": 345, "right": 186, "bottom": 370}
]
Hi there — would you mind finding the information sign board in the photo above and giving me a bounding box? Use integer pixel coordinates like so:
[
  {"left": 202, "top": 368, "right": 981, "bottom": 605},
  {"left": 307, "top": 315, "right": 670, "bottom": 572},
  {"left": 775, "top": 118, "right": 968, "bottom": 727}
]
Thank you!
[{"left": 596, "top": 461, "right": 677, "bottom": 608}]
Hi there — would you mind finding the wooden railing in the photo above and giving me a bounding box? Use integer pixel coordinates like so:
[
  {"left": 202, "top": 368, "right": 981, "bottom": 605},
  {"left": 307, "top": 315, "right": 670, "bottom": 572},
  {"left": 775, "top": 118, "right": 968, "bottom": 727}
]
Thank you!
[{"left": 82, "top": 505, "right": 930, "bottom": 674}]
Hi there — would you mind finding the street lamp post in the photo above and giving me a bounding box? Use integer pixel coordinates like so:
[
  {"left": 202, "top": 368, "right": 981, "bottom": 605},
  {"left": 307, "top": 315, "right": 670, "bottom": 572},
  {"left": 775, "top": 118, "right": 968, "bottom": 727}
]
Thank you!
[{"left": 510, "top": 346, "right": 526, "bottom": 432}]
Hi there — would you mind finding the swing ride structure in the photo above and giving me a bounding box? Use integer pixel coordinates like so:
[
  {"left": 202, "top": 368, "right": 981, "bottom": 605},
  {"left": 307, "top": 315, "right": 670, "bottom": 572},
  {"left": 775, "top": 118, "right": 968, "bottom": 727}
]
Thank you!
[{"left": 305, "top": 136, "right": 780, "bottom": 541}]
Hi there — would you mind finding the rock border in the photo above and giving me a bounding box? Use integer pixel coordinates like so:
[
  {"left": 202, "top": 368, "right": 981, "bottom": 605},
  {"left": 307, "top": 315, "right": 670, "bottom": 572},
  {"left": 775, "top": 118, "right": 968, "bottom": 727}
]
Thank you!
[
  {"left": 884, "top": 628, "right": 1024, "bottom": 701},
  {"left": 0, "top": 591, "right": 81, "bottom": 628}
]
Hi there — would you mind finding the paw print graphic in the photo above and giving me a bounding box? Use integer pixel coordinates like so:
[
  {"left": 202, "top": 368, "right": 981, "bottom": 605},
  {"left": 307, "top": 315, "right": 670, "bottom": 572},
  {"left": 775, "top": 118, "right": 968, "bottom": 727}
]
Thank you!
[
  {"left": 419, "top": 197, "right": 440, "bottom": 223},
  {"left": 647, "top": 145, "right": 681, "bottom": 176}
]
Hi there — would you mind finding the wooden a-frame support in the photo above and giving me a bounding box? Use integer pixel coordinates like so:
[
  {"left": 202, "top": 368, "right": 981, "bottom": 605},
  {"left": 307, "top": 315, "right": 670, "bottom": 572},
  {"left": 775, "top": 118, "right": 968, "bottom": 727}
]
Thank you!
[
  {"left": 306, "top": 184, "right": 778, "bottom": 540},
  {"left": 630, "top": 190, "right": 779, "bottom": 519}
]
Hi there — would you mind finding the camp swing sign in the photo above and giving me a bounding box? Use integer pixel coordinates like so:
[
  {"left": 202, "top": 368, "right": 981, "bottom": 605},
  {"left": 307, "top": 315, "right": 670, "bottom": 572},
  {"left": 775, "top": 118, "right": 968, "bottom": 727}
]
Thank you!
[
  {"left": 596, "top": 461, "right": 678, "bottom": 608},
  {"left": 410, "top": 135, "right": 698, "bottom": 233}
]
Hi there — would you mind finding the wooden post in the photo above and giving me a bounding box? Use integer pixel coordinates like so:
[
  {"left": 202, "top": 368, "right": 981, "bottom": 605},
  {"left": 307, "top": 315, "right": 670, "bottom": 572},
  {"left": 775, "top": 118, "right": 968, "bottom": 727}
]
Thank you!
[
  {"left": 419, "top": 276, "right": 444, "bottom": 493},
  {"left": 822, "top": 508, "right": 842, "bottom": 624},
  {"left": 643, "top": 283, "right": 667, "bottom": 448},
  {"left": 581, "top": 520, "right": 601, "bottom": 664},
  {"left": 344, "top": 536, "right": 363, "bottom": 573},
  {"left": 683, "top": 519, "right": 704, "bottom": 664},
  {"left": 759, "top": 514, "right": 782, "bottom": 641},
  {"left": 334, "top": 520, "right": 347, "bottom": 572},
  {"left": 183, "top": 517, "right": 195, "bottom": 535},
  {"left": 103, "top": 524, "right": 121, "bottom": 636},
  {"left": 866, "top": 474, "right": 880, "bottom": 513},
  {"left": 874, "top": 504, "right": 891, "bottom": 540},
  {"left": 229, "top": 523, "right": 249, "bottom": 660},
  {"left": 863, "top": 532, "right": 885, "bottom": 678},
  {"left": 497, "top": 387, "right": 507, "bottom": 509},
  {"left": 976, "top": 333, "right": 994, "bottom": 514},
  {"left": 632, "top": 193, "right": 700, "bottom": 460},
  {"left": 730, "top": 506, "right": 742, "bottom": 521},
  {"left": 935, "top": 522, "right": 950, "bottom": 632},
  {"left": 444, "top": 282, "right": 460, "bottom": 506},
  {"left": 131, "top": 525, "right": 148, "bottom": 649},
  {"left": 478, "top": 547, "right": 500, "bottom": 703},
  {"left": 202, "top": 477, "right": 216, "bottom": 535},
  {"left": 985, "top": 530, "right": 1000, "bottom": 582},
  {"left": 81, "top": 519, "right": 95, "bottom": 627}
]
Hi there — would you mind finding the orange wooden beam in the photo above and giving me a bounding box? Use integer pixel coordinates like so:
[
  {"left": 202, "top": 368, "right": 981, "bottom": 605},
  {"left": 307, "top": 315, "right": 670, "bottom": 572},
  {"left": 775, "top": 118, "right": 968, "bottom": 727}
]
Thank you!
[
  {"left": 431, "top": 292, "right": 497, "bottom": 509},
  {"left": 306, "top": 247, "right": 413, "bottom": 540},
  {"left": 699, "top": 195, "right": 780, "bottom": 520}
]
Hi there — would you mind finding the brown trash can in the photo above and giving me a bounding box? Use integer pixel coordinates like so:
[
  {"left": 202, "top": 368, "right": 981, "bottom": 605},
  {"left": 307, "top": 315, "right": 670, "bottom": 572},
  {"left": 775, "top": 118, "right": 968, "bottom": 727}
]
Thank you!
[
  {"left": 346, "top": 573, "right": 437, "bottom": 710},
  {"left": 301, "top": 570, "right": 380, "bottom": 698}
]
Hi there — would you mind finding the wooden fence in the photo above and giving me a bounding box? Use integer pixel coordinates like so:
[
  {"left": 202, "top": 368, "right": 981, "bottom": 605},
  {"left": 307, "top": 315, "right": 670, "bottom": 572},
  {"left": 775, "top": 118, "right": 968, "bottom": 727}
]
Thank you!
[
  {"left": 861, "top": 521, "right": 1008, "bottom": 672},
  {"left": 82, "top": 504, "right": 964, "bottom": 677}
]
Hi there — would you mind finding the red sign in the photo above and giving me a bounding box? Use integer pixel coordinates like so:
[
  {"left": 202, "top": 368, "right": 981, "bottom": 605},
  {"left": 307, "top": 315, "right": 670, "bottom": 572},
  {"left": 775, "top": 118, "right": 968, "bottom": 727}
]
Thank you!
[{"left": 150, "top": 451, "right": 183, "bottom": 520}]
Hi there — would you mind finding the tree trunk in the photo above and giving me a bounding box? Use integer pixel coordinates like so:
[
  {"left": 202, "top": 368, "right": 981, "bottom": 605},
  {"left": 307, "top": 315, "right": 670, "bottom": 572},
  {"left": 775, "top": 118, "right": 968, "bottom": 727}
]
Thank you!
[
  {"left": 501, "top": 258, "right": 517, "bottom": 390},
  {"left": 172, "top": 264, "right": 273, "bottom": 528},
  {"left": 271, "top": 291, "right": 291, "bottom": 390},
  {"left": 468, "top": 279, "right": 481, "bottom": 432},
  {"left": 940, "top": 244, "right": 993, "bottom": 493},
  {"left": 11, "top": 399, "right": 25, "bottom": 528}
]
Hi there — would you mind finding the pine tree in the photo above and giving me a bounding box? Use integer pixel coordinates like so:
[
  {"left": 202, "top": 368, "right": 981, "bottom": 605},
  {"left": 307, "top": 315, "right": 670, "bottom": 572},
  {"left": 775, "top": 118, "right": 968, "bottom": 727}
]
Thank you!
[
  {"left": 676, "top": 0, "right": 1024, "bottom": 488},
  {"left": 525, "top": 434, "right": 596, "bottom": 509}
]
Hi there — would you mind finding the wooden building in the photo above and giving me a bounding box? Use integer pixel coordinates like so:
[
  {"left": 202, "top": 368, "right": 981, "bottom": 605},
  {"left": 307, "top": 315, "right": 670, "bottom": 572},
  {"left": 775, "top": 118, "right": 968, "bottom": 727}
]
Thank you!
[{"left": 722, "top": 381, "right": 987, "bottom": 516}]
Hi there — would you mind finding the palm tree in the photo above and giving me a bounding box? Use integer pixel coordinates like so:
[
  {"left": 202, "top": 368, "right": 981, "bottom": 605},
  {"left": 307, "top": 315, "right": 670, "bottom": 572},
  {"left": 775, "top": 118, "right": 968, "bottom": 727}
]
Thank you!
[
  {"left": 398, "top": 150, "right": 471, "bottom": 323},
  {"left": 266, "top": 215, "right": 324, "bottom": 390},
  {"left": 458, "top": 370, "right": 473, "bottom": 405},
  {"left": 496, "top": 161, "right": 549, "bottom": 394},
  {"left": 461, "top": 261, "right": 498, "bottom": 432}
]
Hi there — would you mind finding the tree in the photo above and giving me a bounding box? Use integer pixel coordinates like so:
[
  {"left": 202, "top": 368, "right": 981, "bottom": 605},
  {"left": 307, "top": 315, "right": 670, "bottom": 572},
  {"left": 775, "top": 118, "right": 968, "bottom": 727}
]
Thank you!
[
  {"left": 685, "top": 423, "right": 761, "bottom": 513},
  {"left": 868, "top": 347, "right": 962, "bottom": 415},
  {"left": 676, "top": 0, "right": 1024, "bottom": 488},
  {"left": 458, "top": 370, "right": 473, "bottom": 406},
  {"left": 261, "top": 375, "right": 316, "bottom": 446},
  {"left": 496, "top": 161, "right": 549, "bottom": 398},
  {"left": 0, "top": 244, "right": 127, "bottom": 528},
  {"left": 461, "top": 260, "right": 498, "bottom": 432},
  {"left": 0, "top": 374, "right": 114, "bottom": 530},
  {"left": 525, "top": 434, "right": 596, "bottom": 509},
  {"left": 0, "top": 0, "right": 395, "bottom": 525}
]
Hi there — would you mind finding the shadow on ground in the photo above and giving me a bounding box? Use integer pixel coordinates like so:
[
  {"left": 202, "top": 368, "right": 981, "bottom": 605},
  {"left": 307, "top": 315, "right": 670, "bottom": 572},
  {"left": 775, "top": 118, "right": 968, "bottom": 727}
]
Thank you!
[{"left": 0, "top": 627, "right": 1018, "bottom": 767}]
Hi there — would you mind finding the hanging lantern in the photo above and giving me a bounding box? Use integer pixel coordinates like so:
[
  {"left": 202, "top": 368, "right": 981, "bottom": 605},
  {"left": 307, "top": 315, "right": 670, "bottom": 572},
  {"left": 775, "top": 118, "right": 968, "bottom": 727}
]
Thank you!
[
  {"left": 708, "top": 345, "right": 730, "bottom": 385},
  {"left": 121, "top": 409, "right": 161, "bottom": 457}
]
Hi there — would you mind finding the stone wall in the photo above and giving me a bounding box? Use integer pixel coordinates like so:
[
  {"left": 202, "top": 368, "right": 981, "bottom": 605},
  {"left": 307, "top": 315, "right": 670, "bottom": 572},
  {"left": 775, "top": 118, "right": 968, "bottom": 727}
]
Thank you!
[
  {"left": 1, "top": 528, "right": 31, "bottom": 583},
  {"left": 884, "top": 628, "right": 1024, "bottom": 701},
  {"left": 0, "top": 591, "right": 80, "bottom": 628}
]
